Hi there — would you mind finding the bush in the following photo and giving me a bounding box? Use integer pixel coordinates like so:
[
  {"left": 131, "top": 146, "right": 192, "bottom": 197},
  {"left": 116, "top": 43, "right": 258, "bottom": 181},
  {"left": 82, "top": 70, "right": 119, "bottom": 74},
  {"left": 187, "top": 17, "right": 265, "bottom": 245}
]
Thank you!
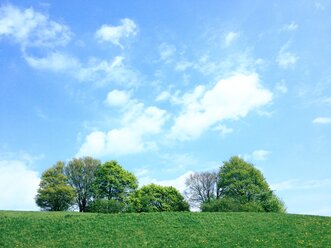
[
  {"left": 86, "top": 199, "right": 126, "bottom": 213},
  {"left": 261, "top": 193, "right": 286, "bottom": 213},
  {"left": 201, "top": 198, "right": 264, "bottom": 212}
]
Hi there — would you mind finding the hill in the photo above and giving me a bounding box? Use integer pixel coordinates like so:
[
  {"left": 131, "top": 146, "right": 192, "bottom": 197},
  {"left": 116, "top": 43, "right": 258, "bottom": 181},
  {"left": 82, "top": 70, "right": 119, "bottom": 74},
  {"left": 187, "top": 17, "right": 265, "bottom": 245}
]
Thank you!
[{"left": 0, "top": 211, "right": 330, "bottom": 247}]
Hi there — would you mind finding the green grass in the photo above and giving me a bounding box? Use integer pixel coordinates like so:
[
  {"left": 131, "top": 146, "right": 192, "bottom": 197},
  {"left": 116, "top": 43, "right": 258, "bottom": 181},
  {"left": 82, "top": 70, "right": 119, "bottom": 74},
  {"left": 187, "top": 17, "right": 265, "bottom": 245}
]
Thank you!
[{"left": 0, "top": 211, "right": 330, "bottom": 247}]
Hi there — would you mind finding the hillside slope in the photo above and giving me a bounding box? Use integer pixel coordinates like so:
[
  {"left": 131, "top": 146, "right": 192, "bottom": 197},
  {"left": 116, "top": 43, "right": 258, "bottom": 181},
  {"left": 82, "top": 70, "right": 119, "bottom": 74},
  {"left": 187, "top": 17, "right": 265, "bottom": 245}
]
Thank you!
[{"left": 0, "top": 211, "right": 330, "bottom": 247}]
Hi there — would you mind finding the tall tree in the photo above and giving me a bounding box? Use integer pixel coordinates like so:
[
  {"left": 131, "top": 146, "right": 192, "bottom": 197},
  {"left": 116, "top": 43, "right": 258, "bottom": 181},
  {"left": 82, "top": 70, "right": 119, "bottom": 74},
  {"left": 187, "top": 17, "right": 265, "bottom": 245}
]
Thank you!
[
  {"left": 35, "top": 162, "right": 75, "bottom": 211},
  {"left": 130, "top": 184, "right": 190, "bottom": 212},
  {"left": 65, "top": 157, "right": 100, "bottom": 212},
  {"left": 93, "top": 160, "right": 138, "bottom": 201},
  {"left": 184, "top": 171, "right": 218, "bottom": 207}
]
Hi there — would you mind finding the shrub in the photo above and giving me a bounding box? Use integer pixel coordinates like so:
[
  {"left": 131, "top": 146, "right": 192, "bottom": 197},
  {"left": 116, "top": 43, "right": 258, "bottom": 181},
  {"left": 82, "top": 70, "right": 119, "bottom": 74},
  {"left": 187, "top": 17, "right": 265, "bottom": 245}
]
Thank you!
[{"left": 86, "top": 199, "right": 126, "bottom": 213}]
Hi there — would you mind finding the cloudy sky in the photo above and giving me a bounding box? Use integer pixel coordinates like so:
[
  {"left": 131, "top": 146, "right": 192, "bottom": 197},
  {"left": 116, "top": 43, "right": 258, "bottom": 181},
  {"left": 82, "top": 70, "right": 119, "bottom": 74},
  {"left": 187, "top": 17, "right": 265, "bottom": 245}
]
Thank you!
[{"left": 0, "top": 0, "right": 330, "bottom": 215}]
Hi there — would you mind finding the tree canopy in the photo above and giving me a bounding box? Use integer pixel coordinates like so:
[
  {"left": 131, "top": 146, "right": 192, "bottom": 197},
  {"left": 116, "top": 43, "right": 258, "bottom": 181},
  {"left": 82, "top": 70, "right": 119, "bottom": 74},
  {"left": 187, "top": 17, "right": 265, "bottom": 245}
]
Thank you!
[
  {"left": 65, "top": 157, "right": 100, "bottom": 212},
  {"left": 92, "top": 160, "right": 138, "bottom": 201},
  {"left": 130, "top": 184, "right": 190, "bottom": 212},
  {"left": 201, "top": 156, "right": 286, "bottom": 213},
  {"left": 35, "top": 162, "right": 75, "bottom": 211}
]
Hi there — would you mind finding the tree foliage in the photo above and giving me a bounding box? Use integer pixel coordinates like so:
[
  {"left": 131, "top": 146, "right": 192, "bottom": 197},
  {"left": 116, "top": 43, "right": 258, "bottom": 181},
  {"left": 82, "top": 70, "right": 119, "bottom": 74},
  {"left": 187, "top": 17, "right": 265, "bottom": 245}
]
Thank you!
[
  {"left": 130, "top": 184, "right": 190, "bottom": 212},
  {"left": 35, "top": 162, "right": 75, "bottom": 211},
  {"left": 65, "top": 157, "right": 100, "bottom": 212},
  {"left": 93, "top": 160, "right": 138, "bottom": 201},
  {"left": 218, "top": 156, "right": 271, "bottom": 203},
  {"left": 185, "top": 171, "right": 218, "bottom": 207},
  {"left": 201, "top": 156, "right": 286, "bottom": 213}
]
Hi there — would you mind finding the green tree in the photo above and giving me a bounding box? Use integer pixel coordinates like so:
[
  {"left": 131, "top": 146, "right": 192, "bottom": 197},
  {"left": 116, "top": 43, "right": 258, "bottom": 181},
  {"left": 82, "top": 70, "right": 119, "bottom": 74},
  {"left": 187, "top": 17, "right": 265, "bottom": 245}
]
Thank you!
[
  {"left": 130, "top": 184, "right": 190, "bottom": 212},
  {"left": 205, "top": 156, "right": 286, "bottom": 213},
  {"left": 35, "top": 162, "right": 75, "bottom": 211},
  {"left": 93, "top": 160, "right": 138, "bottom": 201},
  {"left": 65, "top": 157, "right": 100, "bottom": 212},
  {"left": 218, "top": 156, "right": 271, "bottom": 203}
]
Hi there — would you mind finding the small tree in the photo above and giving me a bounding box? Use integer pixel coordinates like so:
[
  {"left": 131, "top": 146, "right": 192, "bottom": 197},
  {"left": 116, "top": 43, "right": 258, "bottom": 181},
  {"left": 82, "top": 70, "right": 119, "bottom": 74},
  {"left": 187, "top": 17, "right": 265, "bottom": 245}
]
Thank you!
[
  {"left": 65, "top": 157, "right": 100, "bottom": 212},
  {"left": 92, "top": 160, "right": 138, "bottom": 201},
  {"left": 35, "top": 162, "right": 75, "bottom": 211},
  {"left": 130, "top": 184, "right": 190, "bottom": 212},
  {"left": 184, "top": 171, "right": 218, "bottom": 207}
]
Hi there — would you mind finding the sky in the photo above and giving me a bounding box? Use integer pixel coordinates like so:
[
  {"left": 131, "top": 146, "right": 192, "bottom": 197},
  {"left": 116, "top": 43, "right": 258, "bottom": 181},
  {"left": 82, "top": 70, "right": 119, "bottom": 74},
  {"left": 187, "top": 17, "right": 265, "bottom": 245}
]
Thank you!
[{"left": 0, "top": 0, "right": 330, "bottom": 215}]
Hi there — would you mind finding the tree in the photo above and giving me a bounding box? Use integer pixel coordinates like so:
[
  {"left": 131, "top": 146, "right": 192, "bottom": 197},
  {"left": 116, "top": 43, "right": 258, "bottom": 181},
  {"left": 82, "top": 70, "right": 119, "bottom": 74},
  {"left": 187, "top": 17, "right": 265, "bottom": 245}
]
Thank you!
[
  {"left": 184, "top": 171, "right": 218, "bottom": 207},
  {"left": 92, "top": 160, "right": 138, "bottom": 201},
  {"left": 65, "top": 157, "right": 100, "bottom": 212},
  {"left": 130, "top": 184, "right": 190, "bottom": 212},
  {"left": 217, "top": 156, "right": 271, "bottom": 204},
  {"left": 35, "top": 162, "right": 75, "bottom": 211},
  {"left": 202, "top": 156, "right": 286, "bottom": 213}
]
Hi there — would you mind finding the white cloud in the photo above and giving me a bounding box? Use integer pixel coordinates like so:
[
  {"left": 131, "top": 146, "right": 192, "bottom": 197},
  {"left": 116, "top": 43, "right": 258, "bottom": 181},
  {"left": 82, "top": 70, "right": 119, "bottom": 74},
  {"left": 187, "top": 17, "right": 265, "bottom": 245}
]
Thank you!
[
  {"left": 159, "top": 43, "right": 176, "bottom": 63},
  {"left": 213, "top": 124, "right": 233, "bottom": 136},
  {"left": 277, "top": 44, "right": 298, "bottom": 69},
  {"left": 170, "top": 73, "right": 273, "bottom": 140},
  {"left": 282, "top": 22, "right": 298, "bottom": 32},
  {"left": 24, "top": 53, "right": 140, "bottom": 86},
  {"left": 0, "top": 4, "right": 72, "bottom": 49},
  {"left": 137, "top": 170, "right": 194, "bottom": 194},
  {"left": 251, "top": 150, "right": 271, "bottom": 161},
  {"left": 224, "top": 32, "right": 239, "bottom": 46},
  {"left": 24, "top": 52, "right": 80, "bottom": 72},
  {"left": 0, "top": 159, "right": 40, "bottom": 211},
  {"left": 312, "top": 117, "right": 331, "bottom": 124},
  {"left": 77, "top": 56, "right": 140, "bottom": 86},
  {"left": 105, "top": 90, "right": 131, "bottom": 107},
  {"left": 78, "top": 97, "right": 168, "bottom": 157},
  {"left": 271, "top": 178, "right": 331, "bottom": 191},
  {"left": 95, "top": 18, "right": 137, "bottom": 49},
  {"left": 157, "top": 171, "right": 193, "bottom": 194}
]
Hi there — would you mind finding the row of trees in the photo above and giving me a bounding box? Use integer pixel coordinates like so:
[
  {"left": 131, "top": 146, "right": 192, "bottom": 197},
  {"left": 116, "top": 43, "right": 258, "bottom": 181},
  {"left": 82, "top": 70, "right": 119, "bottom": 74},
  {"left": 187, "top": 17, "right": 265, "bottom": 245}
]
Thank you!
[
  {"left": 36, "top": 156, "right": 285, "bottom": 213},
  {"left": 35, "top": 157, "right": 189, "bottom": 212},
  {"left": 185, "top": 156, "right": 286, "bottom": 213}
]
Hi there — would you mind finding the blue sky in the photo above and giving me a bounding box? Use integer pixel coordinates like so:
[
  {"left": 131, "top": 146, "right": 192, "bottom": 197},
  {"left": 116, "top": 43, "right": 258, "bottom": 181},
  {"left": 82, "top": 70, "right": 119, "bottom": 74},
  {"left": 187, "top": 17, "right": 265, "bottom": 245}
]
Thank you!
[{"left": 0, "top": 0, "right": 330, "bottom": 215}]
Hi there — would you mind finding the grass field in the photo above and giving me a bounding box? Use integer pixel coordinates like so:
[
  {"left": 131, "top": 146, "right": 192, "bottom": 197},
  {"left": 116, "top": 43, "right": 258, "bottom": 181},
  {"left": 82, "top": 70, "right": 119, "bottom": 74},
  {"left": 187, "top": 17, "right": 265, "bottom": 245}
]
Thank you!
[{"left": 0, "top": 211, "right": 330, "bottom": 247}]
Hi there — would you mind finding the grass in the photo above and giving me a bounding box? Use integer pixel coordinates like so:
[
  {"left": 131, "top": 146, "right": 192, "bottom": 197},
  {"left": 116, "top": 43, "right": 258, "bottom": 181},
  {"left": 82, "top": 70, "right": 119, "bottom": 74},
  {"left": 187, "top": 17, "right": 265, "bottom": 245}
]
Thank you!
[{"left": 0, "top": 211, "right": 330, "bottom": 247}]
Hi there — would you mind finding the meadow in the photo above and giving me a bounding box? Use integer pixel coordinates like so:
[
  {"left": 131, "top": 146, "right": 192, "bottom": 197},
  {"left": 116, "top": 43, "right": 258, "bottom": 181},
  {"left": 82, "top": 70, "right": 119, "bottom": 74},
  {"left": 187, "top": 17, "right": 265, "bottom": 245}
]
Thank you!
[{"left": 0, "top": 211, "right": 330, "bottom": 247}]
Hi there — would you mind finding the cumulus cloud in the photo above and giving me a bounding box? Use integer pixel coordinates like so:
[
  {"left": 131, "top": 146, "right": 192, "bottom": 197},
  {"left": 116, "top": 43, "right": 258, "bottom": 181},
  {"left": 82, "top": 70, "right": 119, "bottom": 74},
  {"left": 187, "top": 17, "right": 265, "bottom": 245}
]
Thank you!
[
  {"left": 137, "top": 170, "right": 194, "bottom": 194},
  {"left": 105, "top": 89, "right": 131, "bottom": 107},
  {"left": 0, "top": 4, "right": 72, "bottom": 49},
  {"left": 224, "top": 32, "right": 239, "bottom": 46},
  {"left": 95, "top": 18, "right": 137, "bottom": 49},
  {"left": 78, "top": 95, "right": 168, "bottom": 157},
  {"left": 0, "top": 159, "right": 40, "bottom": 211},
  {"left": 170, "top": 73, "right": 273, "bottom": 140},
  {"left": 312, "top": 117, "right": 331, "bottom": 124},
  {"left": 277, "top": 44, "right": 298, "bottom": 69}
]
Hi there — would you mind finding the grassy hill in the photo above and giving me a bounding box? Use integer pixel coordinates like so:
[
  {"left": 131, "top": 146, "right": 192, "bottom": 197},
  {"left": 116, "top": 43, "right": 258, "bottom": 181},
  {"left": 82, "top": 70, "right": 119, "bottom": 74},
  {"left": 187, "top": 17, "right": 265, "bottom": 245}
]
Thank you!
[{"left": 0, "top": 211, "right": 330, "bottom": 247}]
